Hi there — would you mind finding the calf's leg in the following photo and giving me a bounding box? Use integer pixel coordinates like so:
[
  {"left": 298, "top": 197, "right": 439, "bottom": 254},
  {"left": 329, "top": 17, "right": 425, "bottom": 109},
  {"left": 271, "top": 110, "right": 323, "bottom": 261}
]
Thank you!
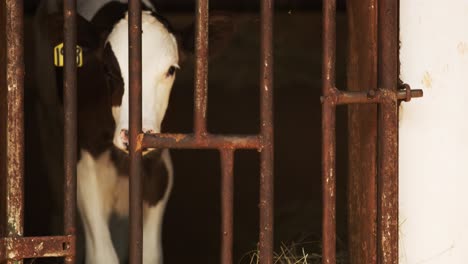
[
  {"left": 77, "top": 150, "right": 119, "bottom": 264},
  {"left": 143, "top": 150, "right": 173, "bottom": 264}
]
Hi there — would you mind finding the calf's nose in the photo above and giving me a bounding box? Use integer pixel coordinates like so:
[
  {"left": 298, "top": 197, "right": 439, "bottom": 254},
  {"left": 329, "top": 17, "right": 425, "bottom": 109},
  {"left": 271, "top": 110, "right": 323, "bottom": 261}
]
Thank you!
[
  {"left": 120, "top": 128, "right": 155, "bottom": 150},
  {"left": 120, "top": 129, "right": 129, "bottom": 149},
  {"left": 143, "top": 128, "right": 155, "bottom": 134}
]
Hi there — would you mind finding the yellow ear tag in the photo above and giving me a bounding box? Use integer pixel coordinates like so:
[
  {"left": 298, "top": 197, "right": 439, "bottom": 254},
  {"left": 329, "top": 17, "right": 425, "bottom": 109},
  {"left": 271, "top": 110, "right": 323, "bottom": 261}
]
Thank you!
[{"left": 54, "top": 43, "right": 83, "bottom": 67}]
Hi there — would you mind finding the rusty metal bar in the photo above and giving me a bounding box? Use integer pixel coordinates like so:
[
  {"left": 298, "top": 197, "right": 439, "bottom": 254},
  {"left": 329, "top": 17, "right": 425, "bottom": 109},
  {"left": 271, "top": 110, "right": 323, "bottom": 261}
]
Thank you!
[
  {"left": 220, "top": 149, "right": 234, "bottom": 264},
  {"left": 0, "top": 0, "right": 25, "bottom": 263},
  {"left": 346, "top": 0, "right": 378, "bottom": 262},
  {"left": 321, "top": 107, "right": 336, "bottom": 264},
  {"left": 63, "top": 0, "right": 77, "bottom": 262},
  {"left": 321, "top": 0, "right": 337, "bottom": 262},
  {"left": 258, "top": 0, "right": 274, "bottom": 263},
  {"left": 377, "top": 0, "right": 399, "bottom": 262},
  {"left": 0, "top": 236, "right": 75, "bottom": 260},
  {"left": 142, "top": 134, "right": 261, "bottom": 150},
  {"left": 321, "top": 88, "right": 423, "bottom": 105},
  {"left": 194, "top": 0, "right": 209, "bottom": 137},
  {"left": 128, "top": 0, "right": 143, "bottom": 262},
  {"left": 0, "top": 0, "right": 6, "bottom": 244}
]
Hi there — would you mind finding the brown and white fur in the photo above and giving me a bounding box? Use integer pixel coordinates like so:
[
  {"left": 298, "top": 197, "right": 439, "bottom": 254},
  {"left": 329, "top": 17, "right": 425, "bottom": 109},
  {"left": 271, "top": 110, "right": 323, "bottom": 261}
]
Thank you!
[
  {"left": 33, "top": 1, "right": 234, "bottom": 263},
  {"left": 76, "top": 9, "right": 178, "bottom": 264},
  {"left": 35, "top": 2, "right": 178, "bottom": 263}
]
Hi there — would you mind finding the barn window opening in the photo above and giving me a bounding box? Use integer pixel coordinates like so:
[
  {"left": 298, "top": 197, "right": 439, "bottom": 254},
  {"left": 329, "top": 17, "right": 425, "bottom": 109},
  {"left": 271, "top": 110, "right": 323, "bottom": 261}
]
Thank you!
[{"left": 1, "top": 0, "right": 423, "bottom": 264}]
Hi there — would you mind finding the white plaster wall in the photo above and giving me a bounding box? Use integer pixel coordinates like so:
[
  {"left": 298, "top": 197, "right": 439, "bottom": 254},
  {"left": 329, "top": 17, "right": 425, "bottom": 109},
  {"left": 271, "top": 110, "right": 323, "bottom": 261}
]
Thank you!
[{"left": 399, "top": 1, "right": 468, "bottom": 263}]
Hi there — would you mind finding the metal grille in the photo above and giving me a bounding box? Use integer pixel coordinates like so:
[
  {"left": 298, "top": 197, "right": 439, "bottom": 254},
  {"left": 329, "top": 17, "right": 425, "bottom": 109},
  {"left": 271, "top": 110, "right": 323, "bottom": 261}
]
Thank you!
[
  {"left": 0, "top": 0, "right": 273, "bottom": 263},
  {"left": 0, "top": 0, "right": 426, "bottom": 263},
  {"left": 321, "top": 0, "right": 422, "bottom": 263}
]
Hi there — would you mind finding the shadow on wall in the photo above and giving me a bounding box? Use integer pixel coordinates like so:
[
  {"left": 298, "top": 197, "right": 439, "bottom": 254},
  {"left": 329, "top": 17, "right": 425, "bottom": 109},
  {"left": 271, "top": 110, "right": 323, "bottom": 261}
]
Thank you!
[{"left": 23, "top": 10, "right": 349, "bottom": 264}]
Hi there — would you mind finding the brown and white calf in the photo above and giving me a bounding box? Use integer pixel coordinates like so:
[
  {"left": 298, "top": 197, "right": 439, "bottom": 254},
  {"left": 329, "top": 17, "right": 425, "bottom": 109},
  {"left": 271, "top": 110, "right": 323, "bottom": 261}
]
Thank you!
[{"left": 33, "top": 0, "right": 233, "bottom": 263}]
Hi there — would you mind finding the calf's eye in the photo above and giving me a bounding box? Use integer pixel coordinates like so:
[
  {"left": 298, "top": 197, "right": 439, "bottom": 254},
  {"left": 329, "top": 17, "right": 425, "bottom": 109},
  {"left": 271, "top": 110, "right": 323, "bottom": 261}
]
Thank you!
[{"left": 167, "top": 66, "right": 176, "bottom": 77}]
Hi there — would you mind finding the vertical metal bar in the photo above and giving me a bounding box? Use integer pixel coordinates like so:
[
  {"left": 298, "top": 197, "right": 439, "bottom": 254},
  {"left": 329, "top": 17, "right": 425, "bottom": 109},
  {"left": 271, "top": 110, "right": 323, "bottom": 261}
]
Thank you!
[
  {"left": 128, "top": 0, "right": 143, "bottom": 262},
  {"left": 377, "top": 0, "right": 399, "bottom": 263},
  {"left": 259, "top": 0, "right": 274, "bottom": 263},
  {"left": 194, "top": 0, "right": 209, "bottom": 137},
  {"left": 0, "top": 0, "right": 6, "bottom": 244},
  {"left": 220, "top": 149, "right": 234, "bottom": 264},
  {"left": 346, "top": 0, "right": 378, "bottom": 263},
  {"left": 1, "top": 0, "right": 25, "bottom": 263},
  {"left": 63, "top": 0, "right": 77, "bottom": 262},
  {"left": 322, "top": 0, "right": 337, "bottom": 263}
]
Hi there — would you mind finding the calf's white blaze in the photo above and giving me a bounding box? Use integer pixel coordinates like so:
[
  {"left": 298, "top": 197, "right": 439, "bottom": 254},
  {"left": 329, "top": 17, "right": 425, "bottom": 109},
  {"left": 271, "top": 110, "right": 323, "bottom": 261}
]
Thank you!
[
  {"left": 400, "top": 0, "right": 468, "bottom": 263},
  {"left": 108, "top": 12, "right": 179, "bottom": 150}
]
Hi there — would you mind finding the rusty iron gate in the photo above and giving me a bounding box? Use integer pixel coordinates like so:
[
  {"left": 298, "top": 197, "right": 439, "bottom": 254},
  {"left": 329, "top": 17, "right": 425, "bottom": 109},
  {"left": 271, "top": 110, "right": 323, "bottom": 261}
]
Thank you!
[
  {"left": 322, "top": 0, "right": 422, "bottom": 263},
  {"left": 0, "top": 0, "right": 423, "bottom": 263},
  {"left": 0, "top": 0, "right": 274, "bottom": 263}
]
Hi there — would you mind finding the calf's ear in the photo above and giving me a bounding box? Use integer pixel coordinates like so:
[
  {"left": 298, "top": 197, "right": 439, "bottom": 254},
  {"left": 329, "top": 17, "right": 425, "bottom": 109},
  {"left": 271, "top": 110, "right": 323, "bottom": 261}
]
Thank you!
[
  {"left": 45, "top": 13, "right": 100, "bottom": 58},
  {"left": 178, "top": 11, "right": 238, "bottom": 64}
]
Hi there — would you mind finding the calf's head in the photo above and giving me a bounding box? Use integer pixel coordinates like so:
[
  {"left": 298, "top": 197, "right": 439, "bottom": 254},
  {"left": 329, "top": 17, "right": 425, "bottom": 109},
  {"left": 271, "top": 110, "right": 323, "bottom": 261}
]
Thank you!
[
  {"left": 107, "top": 12, "right": 179, "bottom": 151},
  {"left": 47, "top": 7, "right": 235, "bottom": 154}
]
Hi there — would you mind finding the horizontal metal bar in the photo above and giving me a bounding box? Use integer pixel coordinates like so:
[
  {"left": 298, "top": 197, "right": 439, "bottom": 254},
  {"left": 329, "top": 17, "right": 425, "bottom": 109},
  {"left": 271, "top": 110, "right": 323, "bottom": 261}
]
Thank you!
[
  {"left": 0, "top": 236, "right": 75, "bottom": 260},
  {"left": 141, "top": 133, "right": 262, "bottom": 150},
  {"left": 321, "top": 87, "right": 423, "bottom": 105}
]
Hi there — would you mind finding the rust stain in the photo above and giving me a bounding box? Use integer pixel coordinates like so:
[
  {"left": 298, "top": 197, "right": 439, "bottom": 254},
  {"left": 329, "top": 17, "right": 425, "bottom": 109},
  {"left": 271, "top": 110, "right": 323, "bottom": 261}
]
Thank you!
[
  {"left": 1, "top": 236, "right": 75, "bottom": 260},
  {"left": 422, "top": 71, "right": 432, "bottom": 89},
  {"left": 157, "top": 133, "right": 186, "bottom": 142},
  {"left": 135, "top": 133, "right": 144, "bottom": 152},
  {"left": 457, "top": 42, "right": 468, "bottom": 55}
]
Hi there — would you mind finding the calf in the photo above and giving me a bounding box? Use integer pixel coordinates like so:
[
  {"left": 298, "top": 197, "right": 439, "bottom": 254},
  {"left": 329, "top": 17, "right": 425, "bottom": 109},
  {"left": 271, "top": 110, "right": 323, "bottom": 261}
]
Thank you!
[{"left": 32, "top": 1, "right": 234, "bottom": 263}]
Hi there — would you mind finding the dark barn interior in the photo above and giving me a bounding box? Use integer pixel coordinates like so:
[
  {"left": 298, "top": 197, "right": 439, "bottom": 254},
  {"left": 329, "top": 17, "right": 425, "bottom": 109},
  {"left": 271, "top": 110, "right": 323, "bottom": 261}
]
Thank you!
[{"left": 21, "top": 0, "right": 349, "bottom": 263}]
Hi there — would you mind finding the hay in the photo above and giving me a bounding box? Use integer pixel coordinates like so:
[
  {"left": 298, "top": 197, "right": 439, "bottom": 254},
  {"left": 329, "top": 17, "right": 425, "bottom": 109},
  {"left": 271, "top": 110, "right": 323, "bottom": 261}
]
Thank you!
[{"left": 240, "top": 239, "right": 348, "bottom": 264}]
